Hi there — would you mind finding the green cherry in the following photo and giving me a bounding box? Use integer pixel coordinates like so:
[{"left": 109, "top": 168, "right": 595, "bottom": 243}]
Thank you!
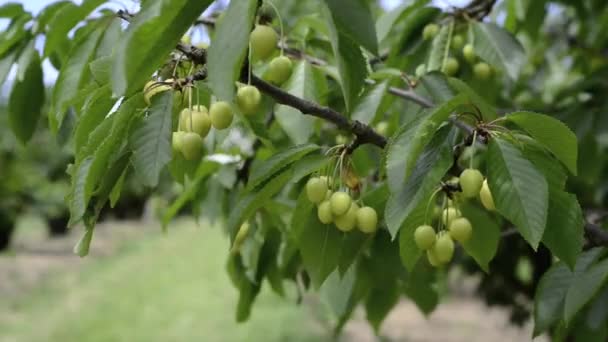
[
  {"left": 266, "top": 56, "right": 293, "bottom": 85},
  {"left": 236, "top": 85, "right": 262, "bottom": 115},
  {"left": 250, "top": 25, "right": 278, "bottom": 61},
  {"left": 480, "top": 179, "right": 496, "bottom": 211},
  {"left": 356, "top": 206, "right": 378, "bottom": 234},
  {"left": 209, "top": 101, "right": 234, "bottom": 130},
  {"left": 459, "top": 169, "right": 484, "bottom": 198},
  {"left": 306, "top": 177, "right": 328, "bottom": 204},
  {"left": 330, "top": 192, "right": 352, "bottom": 217},
  {"left": 414, "top": 225, "right": 436, "bottom": 250},
  {"left": 449, "top": 217, "right": 473, "bottom": 243}
]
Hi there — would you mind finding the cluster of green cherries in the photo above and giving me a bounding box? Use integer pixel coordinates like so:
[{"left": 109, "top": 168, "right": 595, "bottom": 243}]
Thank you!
[
  {"left": 414, "top": 167, "right": 495, "bottom": 267},
  {"left": 305, "top": 176, "right": 378, "bottom": 234},
  {"left": 142, "top": 22, "right": 293, "bottom": 161},
  {"left": 417, "top": 23, "right": 493, "bottom": 80}
]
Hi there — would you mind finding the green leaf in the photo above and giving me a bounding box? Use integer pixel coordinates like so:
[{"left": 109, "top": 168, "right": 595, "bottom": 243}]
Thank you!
[
  {"left": 585, "top": 286, "right": 608, "bottom": 331},
  {"left": 322, "top": 4, "right": 367, "bottom": 112},
  {"left": 35, "top": 1, "right": 72, "bottom": 32},
  {"left": 427, "top": 20, "right": 452, "bottom": 72},
  {"left": 227, "top": 170, "right": 292, "bottom": 242},
  {"left": 565, "top": 258, "right": 608, "bottom": 324},
  {"left": 376, "top": 1, "right": 430, "bottom": 44},
  {"left": 275, "top": 62, "right": 318, "bottom": 143},
  {"left": 247, "top": 143, "right": 319, "bottom": 191},
  {"left": 386, "top": 94, "right": 467, "bottom": 190},
  {"left": 543, "top": 191, "right": 584, "bottom": 270},
  {"left": 8, "top": 47, "right": 44, "bottom": 144},
  {"left": 69, "top": 157, "right": 94, "bottom": 225},
  {"left": 351, "top": 81, "right": 388, "bottom": 124},
  {"left": 404, "top": 258, "right": 439, "bottom": 315},
  {"left": 0, "top": 47, "right": 20, "bottom": 86},
  {"left": 89, "top": 55, "right": 113, "bottom": 85},
  {"left": 162, "top": 161, "right": 220, "bottom": 228},
  {"left": 420, "top": 72, "right": 454, "bottom": 103},
  {"left": 386, "top": 125, "right": 454, "bottom": 242},
  {"left": 206, "top": 0, "right": 257, "bottom": 101},
  {"left": 52, "top": 23, "right": 106, "bottom": 126},
  {"left": 43, "top": 0, "right": 104, "bottom": 56},
  {"left": 447, "top": 77, "right": 498, "bottom": 121},
  {"left": 291, "top": 190, "right": 343, "bottom": 288},
  {"left": 460, "top": 203, "right": 500, "bottom": 272},
  {"left": 487, "top": 137, "right": 548, "bottom": 249},
  {"left": 320, "top": 265, "right": 356, "bottom": 319},
  {"left": 0, "top": 2, "right": 24, "bottom": 18},
  {"left": 112, "top": 0, "right": 213, "bottom": 96},
  {"left": 73, "top": 85, "right": 114, "bottom": 155},
  {"left": 130, "top": 91, "right": 174, "bottom": 187},
  {"left": 324, "top": 0, "right": 378, "bottom": 54},
  {"left": 365, "top": 281, "right": 400, "bottom": 332},
  {"left": 508, "top": 111, "right": 578, "bottom": 175},
  {"left": 533, "top": 248, "right": 604, "bottom": 336},
  {"left": 472, "top": 22, "right": 525, "bottom": 80},
  {"left": 0, "top": 15, "right": 29, "bottom": 57}
]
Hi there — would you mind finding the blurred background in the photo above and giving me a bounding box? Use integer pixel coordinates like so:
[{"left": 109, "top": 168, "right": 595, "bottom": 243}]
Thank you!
[{"left": 0, "top": 0, "right": 573, "bottom": 341}]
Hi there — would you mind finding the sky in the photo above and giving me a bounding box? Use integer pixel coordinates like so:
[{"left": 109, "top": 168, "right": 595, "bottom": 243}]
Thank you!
[{"left": 1, "top": 0, "right": 473, "bottom": 87}]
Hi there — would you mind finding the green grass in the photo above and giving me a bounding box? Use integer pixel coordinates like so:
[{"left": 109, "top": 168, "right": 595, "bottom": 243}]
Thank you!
[{"left": 0, "top": 221, "right": 331, "bottom": 342}]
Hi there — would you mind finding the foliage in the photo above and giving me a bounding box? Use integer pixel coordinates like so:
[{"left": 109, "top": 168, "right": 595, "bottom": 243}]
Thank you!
[{"left": 1, "top": 0, "right": 607, "bottom": 337}]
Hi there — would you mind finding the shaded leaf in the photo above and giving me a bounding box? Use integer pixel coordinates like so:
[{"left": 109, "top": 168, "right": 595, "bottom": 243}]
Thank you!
[
  {"left": 325, "top": 0, "right": 378, "bottom": 54},
  {"left": 472, "top": 22, "right": 525, "bottom": 80},
  {"left": 460, "top": 203, "right": 501, "bottom": 272}
]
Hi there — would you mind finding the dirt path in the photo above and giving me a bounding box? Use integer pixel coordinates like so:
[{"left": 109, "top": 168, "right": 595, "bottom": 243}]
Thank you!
[{"left": 0, "top": 219, "right": 545, "bottom": 342}]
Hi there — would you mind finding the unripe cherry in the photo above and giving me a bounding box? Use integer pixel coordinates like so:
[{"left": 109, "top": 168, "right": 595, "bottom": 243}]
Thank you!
[
  {"left": 459, "top": 168, "right": 484, "bottom": 198},
  {"left": 414, "top": 225, "right": 436, "bottom": 250},
  {"left": 427, "top": 249, "right": 442, "bottom": 267},
  {"left": 330, "top": 192, "right": 352, "bottom": 216},
  {"left": 463, "top": 44, "right": 476, "bottom": 63},
  {"left": 334, "top": 202, "right": 359, "bottom": 232},
  {"left": 306, "top": 177, "right": 328, "bottom": 204},
  {"left": 266, "top": 56, "right": 293, "bottom": 85},
  {"left": 209, "top": 101, "right": 233, "bottom": 129},
  {"left": 449, "top": 217, "right": 473, "bottom": 243},
  {"left": 179, "top": 105, "right": 208, "bottom": 131},
  {"left": 172, "top": 131, "right": 186, "bottom": 154},
  {"left": 423, "top": 23, "right": 440, "bottom": 40},
  {"left": 434, "top": 233, "right": 455, "bottom": 263},
  {"left": 442, "top": 207, "right": 461, "bottom": 226},
  {"left": 318, "top": 201, "right": 334, "bottom": 224},
  {"left": 250, "top": 25, "right": 278, "bottom": 61},
  {"left": 236, "top": 85, "right": 261, "bottom": 115},
  {"left": 451, "top": 34, "right": 464, "bottom": 50},
  {"left": 180, "top": 132, "right": 204, "bottom": 160},
  {"left": 474, "top": 62, "right": 492, "bottom": 80},
  {"left": 356, "top": 206, "right": 378, "bottom": 234},
  {"left": 442, "top": 57, "right": 460, "bottom": 76}
]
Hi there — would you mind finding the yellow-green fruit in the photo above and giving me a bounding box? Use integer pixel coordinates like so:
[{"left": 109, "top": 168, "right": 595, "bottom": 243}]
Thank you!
[
  {"left": 267, "top": 56, "right": 293, "bottom": 85},
  {"left": 330, "top": 191, "right": 352, "bottom": 216},
  {"left": 452, "top": 34, "right": 464, "bottom": 49},
  {"left": 480, "top": 179, "right": 496, "bottom": 211},
  {"left": 442, "top": 57, "right": 460, "bottom": 76},
  {"left": 335, "top": 202, "right": 359, "bottom": 232},
  {"left": 235, "top": 223, "right": 250, "bottom": 245},
  {"left": 318, "top": 201, "right": 333, "bottom": 224},
  {"left": 250, "top": 25, "right": 278, "bottom": 61},
  {"left": 209, "top": 101, "right": 233, "bottom": 129},
  {"left": 434, "top": 233, "right": 455, "bottom": 263},
  {"left": 442, "top": 207, "right": 461, "bottom": 226},
  {"left": 183, "top": 109, "right": 211, "bottom": 137},
  {"left": 180, "top": 132, "right": 204, "bottom": 160},
  {"left": 427, "top": 249, "right": 442, "bottom": 267},
  {"left": 423, "top": 23, "right": 440, "bottom": 40},
  {"left": 414, "top": 225, "right": 436, "bottom": 250},
  {"left": 172, "top": 131, "right": 186, "bottom": 154},
  {"left": 460, "top": 168, "right": 484, "bottom": 198},
  {"left": 415, "top": 64, "right": 426, "bottom": 77},
  {"left": 179, "top": 105, "right": 208, "bottom": 131},
  {"left": 306, "top": 177, "right": 328, "bottom": 204},
  {"left": 449, "top": 217, "right": 473, "bottom": 243},
  {"left": 375, "top": 121, "right": 389, "bottom": 136},
  {"left": 463, "top": 44, "right": 476, "bottom": 63},
  {"left": 473, "top": 62, "right": 492, "bottom": 80},
  {"left": 236, "top": 85, "right": 262, "bottom": 115},
  {"left": 144, "top": 79, "right": 173, "bottom": 105},
  {"left": 356, "top": 206, "right": 378, "bottom": 234}
]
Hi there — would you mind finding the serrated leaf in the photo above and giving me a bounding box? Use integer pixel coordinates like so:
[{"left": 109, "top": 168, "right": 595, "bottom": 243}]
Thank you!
[
  {"left": 508, "top": 111, "right": 578, "bottom": 175},
  {"left": 8, "top": 45, "right": 44, "bottom": 144},
  {"left": 472, "top": 22, "right": 525, "bottom": 80},
  {"left": 247, "top": 143, "right": 319, "bottom": 191},
  {"left": 52, "top": 23, "right": 106, "bottom": 126},
  {"left": 447, "top": 77, "right": 498, "bottom": 121},
  {"left": 404, "top": 258, "right": 439, "bottom": 315},
  {"left": 533, "top": 248, "right": 604, "bottom": 336},
  {"left": 162, "top": 160, "right": 220, "bottom": 228},
  {"left": 427, "top": 20, "right": 452, "bottom": 72},
  {"left": 207, "top": 0, "right": 257, "bottom": 101},
  {"left": 325, "top": 0, "right": 378, "bottom": 54},
  {"left": 351, "top": 81, "right": 388, "bottom": 124},
  {"left": 376, "top": 1, "right": 430, "bottom": 44},
  {"left": 112, "top": 0, "right": 213, "bottom": 96},
  {"left": 386, "top": 125, "right": 454, "bottom": 240},
  {"left": 275, "top": 62, "right": 318, "bottom": 143},
  {"left": 227, "top": 170, "right": 292, "bottom": 242},
  {"left": 69, "top": 156, "right": 94, "bottom": 225},
  {"left": 89, "top": 55, "right": 112, "bottom": 85},
  {"left": 130, "top": 91, "right": 173, "bottom": 187},
  {"left": 420, "top": 72, "right": 454, "bottom": 103},
  {"left": 322, "top": 4, "right": 367, "bottom": 112},
  {"left": 43, "top": 0, "right": 104, "bottom": 56},
  {"left": 543, "top": 191, "right": 583, "bottom": 270},
  {"left": 386, "top": 94, "right": 467, "bottom": 190},
  {"left": 460, "top": 203, "right": 500, "bottom": 272},
  {"left": 565, "top": 258, "right": 608, "bottom": 324},
  {"left": 73, "top": 85, "right": 114, "bottom": 155},
  {"left": 487, "top": 137, "right": 548, "bottom": 249}
]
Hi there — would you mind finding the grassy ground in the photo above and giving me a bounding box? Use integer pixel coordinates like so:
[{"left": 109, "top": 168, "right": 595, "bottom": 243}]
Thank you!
[{"left": 0, "top": 220, "right": 329, "bottom": 342}]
